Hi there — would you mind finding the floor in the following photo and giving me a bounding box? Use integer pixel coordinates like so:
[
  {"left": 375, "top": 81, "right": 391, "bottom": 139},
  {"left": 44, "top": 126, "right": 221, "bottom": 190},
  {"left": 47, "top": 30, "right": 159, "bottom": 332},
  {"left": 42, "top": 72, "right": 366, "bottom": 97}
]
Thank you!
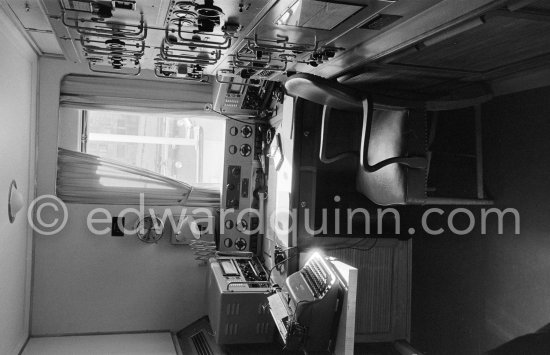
[
  {"left": 22, "top": 332, "right": 177, "bottom": 355},
  {"left": 408, "top": 107, "right": 486, "bottom": 354}
]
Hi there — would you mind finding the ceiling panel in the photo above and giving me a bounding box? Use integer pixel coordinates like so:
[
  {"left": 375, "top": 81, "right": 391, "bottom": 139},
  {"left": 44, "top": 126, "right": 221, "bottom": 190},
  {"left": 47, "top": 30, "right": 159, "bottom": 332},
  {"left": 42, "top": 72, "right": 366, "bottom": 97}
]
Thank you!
[
  {"left": 29, "top": 32, "right": 64, "bottom": 55},
  {"left": 393, "top": 16, "right": 550, "bottom": 72},
  {"left": 279, "top": 0, "right": 363, "bottom": 31},
  {"left": 5, "top": 0, "right": 63, "bottom": 55},
  {"left": 6, "top": 0, "right": 52, "bottom": 31}
]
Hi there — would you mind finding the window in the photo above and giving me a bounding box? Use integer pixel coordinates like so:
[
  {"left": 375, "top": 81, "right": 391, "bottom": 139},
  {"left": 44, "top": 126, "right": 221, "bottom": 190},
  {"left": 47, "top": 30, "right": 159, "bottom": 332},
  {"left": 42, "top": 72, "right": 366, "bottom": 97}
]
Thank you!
[{"left": 81, "top": 110, "right": 225, "bottom": 187}]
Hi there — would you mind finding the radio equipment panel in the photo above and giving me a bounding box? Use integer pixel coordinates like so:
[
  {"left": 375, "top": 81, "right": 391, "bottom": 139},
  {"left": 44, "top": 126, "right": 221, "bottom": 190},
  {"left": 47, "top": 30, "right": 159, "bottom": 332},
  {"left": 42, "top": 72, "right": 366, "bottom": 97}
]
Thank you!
[
  {"left": 213, "top": 77, "right": 274, "bottom": 117},
  {"left": 220, "top": 121, "right": 263, "bottom": 254},
  {"left": 207, "top": 256, "right": 274, "bottom": 344}
]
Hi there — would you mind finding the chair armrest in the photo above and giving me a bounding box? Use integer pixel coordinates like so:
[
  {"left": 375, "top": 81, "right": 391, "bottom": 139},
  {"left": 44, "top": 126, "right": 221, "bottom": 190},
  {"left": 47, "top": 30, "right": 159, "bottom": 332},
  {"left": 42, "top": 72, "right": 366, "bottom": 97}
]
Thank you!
[{"left": 360, "top": 155, "right": 427, "bottom": 172}]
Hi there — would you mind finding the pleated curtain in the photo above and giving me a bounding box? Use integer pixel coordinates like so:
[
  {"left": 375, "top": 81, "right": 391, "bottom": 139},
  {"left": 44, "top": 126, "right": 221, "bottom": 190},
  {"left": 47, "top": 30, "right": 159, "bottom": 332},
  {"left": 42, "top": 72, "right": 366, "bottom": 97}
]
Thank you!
[
  {"left": 56, "top": 74, "right": 220, "bottom": 206},
  {"left": 59, "top": 74, "right": 212, "bottom": 113},
  {"left": 57, "top": 148, "right": 220, "bottom": 206}
]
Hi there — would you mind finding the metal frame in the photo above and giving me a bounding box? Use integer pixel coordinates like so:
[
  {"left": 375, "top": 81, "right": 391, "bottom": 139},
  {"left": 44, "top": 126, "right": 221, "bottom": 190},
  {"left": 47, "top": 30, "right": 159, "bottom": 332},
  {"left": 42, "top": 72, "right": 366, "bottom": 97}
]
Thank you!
[
  {"left": 230, "top": 58, "right": 288, "bottom": 72},
  {"left": 88, "top": 60, "right": 141, "bottom": 76},
  {"left": 235, "top": 51, "right": 273, "bottom": 64},
  {"left": 161, "top": 40, "right": 221, "bottom": 58},
  {"left": 165, "top": 26, "right": 232, "bottom": 50},
  {"left": 153, "top": 65, "right": 208, "bottom": 82},
  {"left": 80, "top": 39, "right": 145, "bottom": 57},
  {"left": 215, "top": 70, "right": 261, "bottom": 87},
  {"left": 160, "top": 41, "right": 221, "bottom": 65},
  {"left": 61, "top": 10, "right": 147, "bottom": 40}
]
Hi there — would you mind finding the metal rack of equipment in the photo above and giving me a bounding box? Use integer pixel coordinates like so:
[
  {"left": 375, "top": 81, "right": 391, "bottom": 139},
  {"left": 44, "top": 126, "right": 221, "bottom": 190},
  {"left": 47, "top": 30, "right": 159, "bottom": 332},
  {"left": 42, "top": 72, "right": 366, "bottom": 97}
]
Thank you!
[
  {"left": 155, "top": 0, "right": 239, "bottom": 80},
  {"left": 58, "top": 0, "right": 147, "bottom": 75},
  {"left": 219, "top": 120, "right": 265, "bottom": 255},
  {"left": 219, "top": 33, "right": 345, "bottom": 82},
  {"left": 207, "top": 255, "right": 274, "bottom": 344}
]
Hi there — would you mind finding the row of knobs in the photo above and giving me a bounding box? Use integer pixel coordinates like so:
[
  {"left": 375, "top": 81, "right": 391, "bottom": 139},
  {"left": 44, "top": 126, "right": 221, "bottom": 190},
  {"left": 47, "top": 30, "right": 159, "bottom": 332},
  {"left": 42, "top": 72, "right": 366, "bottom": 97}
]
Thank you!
[
  {"left": 229, "top": 125, "right": 253, "bottom": 138},
  {"left": 224, "top": 218, "right": 248, "bottom": 231},
  {"left": 228, "top": 125, "right": 253, "bottom": 157},
  {"left": 228, "top": 144, "right": 252, "bottom": 157},
  {"left": 224, "top": 125, "right": 253, "bottom": 251},
  {"left": 223, "top": 237, "right": 247, "bottom": 250},
  {"left": 238, "top": 261, "right": 267, "bottom": 281}
]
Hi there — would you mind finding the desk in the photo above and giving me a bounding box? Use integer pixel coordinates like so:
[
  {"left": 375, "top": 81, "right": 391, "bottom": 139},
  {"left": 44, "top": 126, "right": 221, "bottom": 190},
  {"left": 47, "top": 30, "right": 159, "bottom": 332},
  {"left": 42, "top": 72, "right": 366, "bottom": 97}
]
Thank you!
[
  {"left": 261, "top": 94, "right": 412, "bottom": 347},
  {"left": 261, "top": 96, "right": 358, "bottom": 355},
  {"left": 262, "top": 95, "right": 299, "bottom": 286},
  {"left": 331, "top": 259, "right": 358, "bottom": 355}
]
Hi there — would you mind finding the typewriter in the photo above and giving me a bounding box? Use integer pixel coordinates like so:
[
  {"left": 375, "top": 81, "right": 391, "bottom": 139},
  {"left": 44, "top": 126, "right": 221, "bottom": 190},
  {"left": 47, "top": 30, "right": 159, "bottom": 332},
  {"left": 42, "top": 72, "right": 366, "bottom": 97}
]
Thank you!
[{"left": 268, "top": 252, "right": 342, "bottom": 352}]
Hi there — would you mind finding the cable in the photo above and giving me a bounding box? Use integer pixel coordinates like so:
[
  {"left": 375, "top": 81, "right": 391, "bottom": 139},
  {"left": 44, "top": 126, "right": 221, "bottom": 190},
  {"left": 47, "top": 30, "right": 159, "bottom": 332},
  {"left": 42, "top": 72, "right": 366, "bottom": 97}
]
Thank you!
[
  {"left": 291, "top": 299, "right": 309, "bottom": 323},
  {"left": 268, "top": 251, "right": 300, "bottom": 282},
  {"left": 266, "top": 238, "right": 378, "bottom": 285},
  {"left": 268, "top": 239, "right": 377, "bottom": 281},
  {"left": 273, "top": 244, "right": 297, "bottom": 252}
]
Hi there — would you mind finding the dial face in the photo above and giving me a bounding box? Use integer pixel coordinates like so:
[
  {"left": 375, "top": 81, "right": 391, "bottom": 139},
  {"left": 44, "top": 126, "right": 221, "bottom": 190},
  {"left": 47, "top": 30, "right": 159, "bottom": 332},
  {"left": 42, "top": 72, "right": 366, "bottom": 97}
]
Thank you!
[
  {"left": 223, "top": 238, "right": 233, "bottom": 248},
  {"left": 229, "top": 126, "right": 238, "bottom": 136},
  {"left": 241, "top": 125, "right": 253, "bottom": 138},
  {"left": 229, "top": 145, "right": 237, "bottom": 154},
  {"left": 240, "top": 144, "right": 251, "bottom": 157},
  {"left": 236, "top": 219, "right": 248, "bottom": 232},
  {"left": 224, "top": 219, "right": 234, "bottom": 229},
  {"left": 235, "top": 238, "right": 247, "bottom": 251}
]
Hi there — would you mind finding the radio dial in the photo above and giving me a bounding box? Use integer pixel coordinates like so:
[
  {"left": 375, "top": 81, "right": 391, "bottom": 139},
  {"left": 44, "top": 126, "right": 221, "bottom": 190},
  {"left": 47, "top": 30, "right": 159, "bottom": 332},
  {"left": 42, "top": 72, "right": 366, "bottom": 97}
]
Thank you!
[
  {"left": 235, "top": 238, "right": 247, "bottom": 251},
  {"left": 236, "top": 219, "right": 248, "bottom": 232},
  {"left": 225, "top": 219, "right": 234, "bottom": 229},
  {"left": 241, "top": 125, "right": 253, "bottom": 138},
  {"left": 240, "top": 144, "right": 251, "bottom": 157},
  {"left": 223, "top": 238, "right": 233, "bottom": 248}
]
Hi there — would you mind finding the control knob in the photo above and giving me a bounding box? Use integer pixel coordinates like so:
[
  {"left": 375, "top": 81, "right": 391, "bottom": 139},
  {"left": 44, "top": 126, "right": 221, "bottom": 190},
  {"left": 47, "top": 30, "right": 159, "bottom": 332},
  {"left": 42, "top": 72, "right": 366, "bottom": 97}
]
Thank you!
[
  {"left": 236, "top": 219, "right": 248, "bottom": 232},
  {"left": 240, "top": 144, "right": 251, "bottom": 157},
  {"left": 235, "top": 238, "right": 247, "bottom": 251},
  {"left": 241, "top": 125, "right": 253, "bottom": 138}
]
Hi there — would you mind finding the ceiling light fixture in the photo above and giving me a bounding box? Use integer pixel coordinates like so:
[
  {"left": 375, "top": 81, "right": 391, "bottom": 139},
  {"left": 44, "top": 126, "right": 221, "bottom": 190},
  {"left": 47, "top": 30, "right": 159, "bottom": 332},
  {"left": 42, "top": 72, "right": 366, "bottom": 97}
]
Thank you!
[
  {"left": 8, "top": 180, "right": 24, "bottom": 223},
  {"left": 276, "top": 1, "right": 300, "bottom": 25}
]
